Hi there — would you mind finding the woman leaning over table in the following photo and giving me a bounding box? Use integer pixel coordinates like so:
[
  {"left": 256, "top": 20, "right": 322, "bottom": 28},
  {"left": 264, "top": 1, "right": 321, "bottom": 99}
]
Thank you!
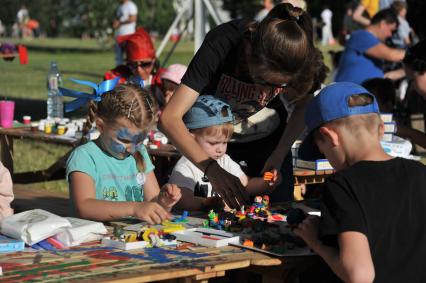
[{"left": 159, "top": 3, "right": 327, "bottom": 208}]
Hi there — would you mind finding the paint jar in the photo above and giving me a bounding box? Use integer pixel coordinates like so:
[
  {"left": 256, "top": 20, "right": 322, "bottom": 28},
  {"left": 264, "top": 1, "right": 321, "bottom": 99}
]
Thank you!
[
  {"left": 153, "top": 138, "right": 162, "bottom": 147},
  {"left": 57, "top": 125, "right": 66, "bottom": 135},
  {"left": 23, "top": 115, "right": 31, "bottom": 125},
  {"left": 38, "top": 119, "right": 46, "bottom": 131},
  {"left": 44, "top": 123, "right": 52, "bottom": 134},
  {"left": 30, "top": 122, "right": 39, "bottom": 132}
]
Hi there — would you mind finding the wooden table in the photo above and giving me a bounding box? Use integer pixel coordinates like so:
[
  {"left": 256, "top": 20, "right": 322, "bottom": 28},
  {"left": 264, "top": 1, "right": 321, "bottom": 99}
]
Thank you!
[
  {"left": 0, "top": 126, "right": 180, "bottom": 185},
  {"left": 0, "top": 241, "right": 282, "bottom": 282}
]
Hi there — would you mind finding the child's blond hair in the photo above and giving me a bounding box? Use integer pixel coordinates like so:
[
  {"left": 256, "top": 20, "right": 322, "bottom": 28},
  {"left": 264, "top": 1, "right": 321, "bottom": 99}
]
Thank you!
[
  {"left": 191, "top": 123, "right": 234, "bottom": 140},
  {"left": 314, "top": 94, "right": 382, "bottom": 142}
]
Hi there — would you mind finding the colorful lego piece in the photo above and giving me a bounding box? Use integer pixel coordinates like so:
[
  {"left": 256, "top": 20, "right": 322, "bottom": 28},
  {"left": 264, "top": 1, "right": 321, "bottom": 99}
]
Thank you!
[
  {"left": 172, "top": 210, "right": 189, "bottom": 223},
  {"left": 263, "top": 171, "right": 274, "bottom": 181},
  {"left": 243, "top": 239, "right": 254, "bottom": 247}
]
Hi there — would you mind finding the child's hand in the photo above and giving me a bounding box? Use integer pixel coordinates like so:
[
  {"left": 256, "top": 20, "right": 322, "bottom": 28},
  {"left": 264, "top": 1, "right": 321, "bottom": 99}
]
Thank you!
[
  {"left": 263, "top": 169, "right": 281, "bottom": 187},
  {"left": 293, "top": 215, "right": 321, "bottom": 250},
  {"left": 133, "top": 202, "right": 172, "bottom": 224},
  {"left": 157, "top": 183, "right": 182, "bottom": 210}
]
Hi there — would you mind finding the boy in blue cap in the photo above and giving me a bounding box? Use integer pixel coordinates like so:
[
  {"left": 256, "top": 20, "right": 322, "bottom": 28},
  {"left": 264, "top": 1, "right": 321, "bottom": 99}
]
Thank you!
[
  {"left": 294, "top": 82, "right": 426, "bottom": 282},
  {"left": 169, "top": 95, "right": 280, "bottom": 211}
]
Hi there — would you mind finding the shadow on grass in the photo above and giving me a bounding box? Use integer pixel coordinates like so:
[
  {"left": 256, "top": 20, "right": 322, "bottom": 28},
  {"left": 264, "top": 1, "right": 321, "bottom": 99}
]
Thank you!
[
  {"left": 12, "top": 195, "right": 70, "bottom": 216},
  {"left": 0, "top": 97, "right": 88, "bottom": 121},
  {"left": 24, "top": 45, "right": 111, "bottom": 53}
]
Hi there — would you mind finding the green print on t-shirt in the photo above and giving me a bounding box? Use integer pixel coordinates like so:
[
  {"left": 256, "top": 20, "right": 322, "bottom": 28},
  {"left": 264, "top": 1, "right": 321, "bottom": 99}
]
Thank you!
[
  {"left": 125, "top": 185, "right": 143, "bottom": 201},
  {"left": 102, "top": 187, "right": 119, "bottom": 201}
]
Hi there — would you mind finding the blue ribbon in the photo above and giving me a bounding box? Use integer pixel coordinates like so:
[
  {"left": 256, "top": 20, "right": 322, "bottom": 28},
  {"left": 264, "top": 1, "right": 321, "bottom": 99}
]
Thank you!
[
  {"left": 58, "top": 77, "right": 120, "bottom": 112},
  {"left": 128, "top": 75, "right": 145, "bottom": 88}
]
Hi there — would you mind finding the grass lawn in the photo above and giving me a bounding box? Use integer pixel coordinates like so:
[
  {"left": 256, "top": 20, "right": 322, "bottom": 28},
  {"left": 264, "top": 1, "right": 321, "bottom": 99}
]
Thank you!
[{"left": 1, "top": 37, "right": 196, "bottom": 192}]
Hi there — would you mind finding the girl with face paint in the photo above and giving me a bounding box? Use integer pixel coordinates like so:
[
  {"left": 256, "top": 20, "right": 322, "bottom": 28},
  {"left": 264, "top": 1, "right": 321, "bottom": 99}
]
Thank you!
[{"left": 66, "top": 84, "right": 181, "bottom": 224}]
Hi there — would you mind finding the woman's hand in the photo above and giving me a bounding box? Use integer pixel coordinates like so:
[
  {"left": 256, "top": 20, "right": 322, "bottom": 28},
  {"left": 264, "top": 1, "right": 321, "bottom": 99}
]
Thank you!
[
  {"left": 261, "top": 152, "right": 284, "bottom": 174},
  {"left": 205, "top": 161, "right": 250, "bottom": 209},
  {"left": 202, "top": 196, "right": 225, "bottom": 211},
  {"left": 264, "top": 169, "right": 281, "bottom": 187},
  {"left": 133, "top": 202, "right": 172, "bottom": 224},
  {"left": 157, "top": 184, "right": 182, "bottom": 210}
]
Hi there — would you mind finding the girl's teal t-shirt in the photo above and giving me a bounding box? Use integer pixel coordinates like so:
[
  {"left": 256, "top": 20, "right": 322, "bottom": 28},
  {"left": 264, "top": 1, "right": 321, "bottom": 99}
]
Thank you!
[{"left": 66, "top": 141, "right": 154, "bottom": 202}]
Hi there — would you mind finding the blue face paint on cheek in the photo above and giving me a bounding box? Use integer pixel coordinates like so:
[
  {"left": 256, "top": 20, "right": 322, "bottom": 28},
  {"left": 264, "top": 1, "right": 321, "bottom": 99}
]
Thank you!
[
  {"left": 116, "top": 128, "right": 147, "bottom": 152},
  {"left": 110, "top": 139, "right": 127, "bottom": 154}
]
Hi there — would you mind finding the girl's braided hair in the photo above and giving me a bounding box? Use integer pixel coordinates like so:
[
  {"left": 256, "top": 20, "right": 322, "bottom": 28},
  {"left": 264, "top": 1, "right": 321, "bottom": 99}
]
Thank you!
[{"left": 82, "top": 83, "right": 158, "bottom": 171}]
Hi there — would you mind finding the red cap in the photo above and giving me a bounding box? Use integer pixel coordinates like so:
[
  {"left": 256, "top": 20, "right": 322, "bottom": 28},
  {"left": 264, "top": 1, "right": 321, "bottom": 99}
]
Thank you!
[{"left": 117, "top": 28, "right": 155, "bottom": 61}]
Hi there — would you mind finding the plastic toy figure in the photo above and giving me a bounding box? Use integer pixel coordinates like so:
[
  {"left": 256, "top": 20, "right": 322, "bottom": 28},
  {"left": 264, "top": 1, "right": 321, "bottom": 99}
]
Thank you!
[
  {"left": 113, "top": 225, "right": 124, "bottom": 240},
  {"left": 262, "top": 195, "right": 270, "bottom": 208},
  {"left": 254, "top": 196, "right": 263, "bottom": 207},
  {"left": 172, "top": 210, "right": 189, "bottom": 223}
]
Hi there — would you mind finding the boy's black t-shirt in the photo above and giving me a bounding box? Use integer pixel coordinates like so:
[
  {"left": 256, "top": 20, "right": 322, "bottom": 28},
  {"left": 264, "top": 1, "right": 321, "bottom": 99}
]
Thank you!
[{"left": 320, "top": 157, "right": 426, "bottom": 283}]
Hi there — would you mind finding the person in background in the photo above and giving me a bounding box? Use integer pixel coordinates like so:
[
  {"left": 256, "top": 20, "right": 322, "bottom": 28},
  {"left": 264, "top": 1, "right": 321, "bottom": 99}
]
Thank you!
[
  {"left": 104, "top": 28, "right": 163, "bottom": 90},
  {"left": 169, "top": 95, "right": 279, "bottom": 211},
  {"left": 159, "top": 3, "right": 327, "bottom": 208},
  {"left": 0, "top": 161, "right": 13, "bottom": 221},
  {"left": 320, "top": 6, "right": 335, "bottom": 46},
  {"left": 0, "top": 19, "right": 5, "bottom": 37},
  {"left": 282, "top": 0, "right": 307, "bottom": 11},
  {"left": 16, "top": 4, "right": 31, "bottom": 38},
  {"left": 113, "top": 0, "right": 138, "bottom": 66},
  {"left": 400, "top": 40, "right": 426, "bottom": 149},
  {"left": 66, "top": 83, "right": 181, "bottom": 223},
  {"left": 295, "top": 82, "right": 426, "bottom": 283},
  {"left": 362, "top": 77, "right": 426, "bottom": 149},
  {"left": 391, "top": 1, "right": 412, "bottom": 48},
  {"left": 339, "top": 1, "right": 363, "bottom": 45},
  {"left": 380, "top": 0, "right": 395, "bottom": 9},
  {"left": 352, "top": 0, "right": 380, "bottom": 27},
  {"left": 159, "top": 63, "right": 188, "bottom": 107},
  {"left": 255, "top": 0, "right": 274, "bottom": 22},
  {"left": 335, "top": 8, "right": 405, "bottom": 85}
]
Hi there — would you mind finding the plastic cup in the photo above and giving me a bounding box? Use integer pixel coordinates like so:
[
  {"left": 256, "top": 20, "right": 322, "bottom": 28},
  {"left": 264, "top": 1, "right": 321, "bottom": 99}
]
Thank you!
[
  {"left": 57, "top": 125, "right": 66, "bottom": 135},
  {"left": 45, "top": 123, "right": 52, "bottom": 134},
  {"left": 23, "top": 115, "right": 31, "bottom": 125},
  {"left": 30, "top": 122, "right": 39, "bottom": 132},
  {"left": 0, "top": 101, "right": 15, "bottom": 128}
]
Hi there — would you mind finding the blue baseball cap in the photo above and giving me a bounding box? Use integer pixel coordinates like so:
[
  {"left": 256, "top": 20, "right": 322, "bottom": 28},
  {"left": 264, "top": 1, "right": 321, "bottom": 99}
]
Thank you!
[
  {"left": 183, "top": 95, "right": 234, "bottom": 129},
  {"left": 298, "top": 82, "right": 380, "bottom": 160}
]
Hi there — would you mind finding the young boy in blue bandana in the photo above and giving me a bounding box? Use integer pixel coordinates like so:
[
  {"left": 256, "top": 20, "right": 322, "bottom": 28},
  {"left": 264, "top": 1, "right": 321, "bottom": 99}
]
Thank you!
[
  {"left": 294, "top": 82, "right": 426, "bottom": 282},
  {"left": 169, "top": 95, "right": 280, "bottom": 211}
]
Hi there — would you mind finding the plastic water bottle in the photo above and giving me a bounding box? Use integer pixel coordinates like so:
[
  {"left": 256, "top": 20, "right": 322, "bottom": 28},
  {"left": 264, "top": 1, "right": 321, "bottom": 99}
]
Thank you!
[{"left": 46, "top": 61, "right": 63, "bottom": 119}]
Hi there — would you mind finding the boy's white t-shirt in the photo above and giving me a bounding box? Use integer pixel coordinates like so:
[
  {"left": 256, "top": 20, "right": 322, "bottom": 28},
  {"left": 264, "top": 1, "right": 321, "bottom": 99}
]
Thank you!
[
  {"left": 169, "top": 154, "right": 245, "bottom": 197},
  {"left": 116, "top": 0, "right": 138, "bottom": 36}
]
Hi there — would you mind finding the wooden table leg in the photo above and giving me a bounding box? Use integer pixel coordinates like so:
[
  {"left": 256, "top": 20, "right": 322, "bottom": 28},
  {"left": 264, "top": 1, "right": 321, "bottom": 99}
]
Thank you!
[{"left": 0, "top": 134, "right": 14, "bottom": 174}]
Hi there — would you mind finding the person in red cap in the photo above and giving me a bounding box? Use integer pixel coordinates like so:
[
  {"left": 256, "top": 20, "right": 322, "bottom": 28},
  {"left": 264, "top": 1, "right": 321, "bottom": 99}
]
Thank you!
[{"left": 104, "top": 28, "right": 163, "bottom": 89}]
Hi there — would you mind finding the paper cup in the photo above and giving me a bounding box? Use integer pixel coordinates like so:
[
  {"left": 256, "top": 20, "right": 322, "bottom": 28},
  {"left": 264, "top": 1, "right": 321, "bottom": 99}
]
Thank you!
[
  {"left": 0, "top": 101, "right": 15, "bottom": 128},
  {"left": 30, "top": 122, "right": 39, "bottom": 132},
  {"left": 23, "top": 115, "right": 31, "bottom": 125}
]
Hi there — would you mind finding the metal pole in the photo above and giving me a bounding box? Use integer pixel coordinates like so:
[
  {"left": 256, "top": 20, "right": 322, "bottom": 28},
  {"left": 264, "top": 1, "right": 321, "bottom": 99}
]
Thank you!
[
  {"left": 194, "top": 0, "right": 206, "bottom": 53},
  {"left": 202, "top": 0, "right": 223, "bottom": 25},
  {"left": 156, "top": 0, "right": 192, "bottom": 58}
]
